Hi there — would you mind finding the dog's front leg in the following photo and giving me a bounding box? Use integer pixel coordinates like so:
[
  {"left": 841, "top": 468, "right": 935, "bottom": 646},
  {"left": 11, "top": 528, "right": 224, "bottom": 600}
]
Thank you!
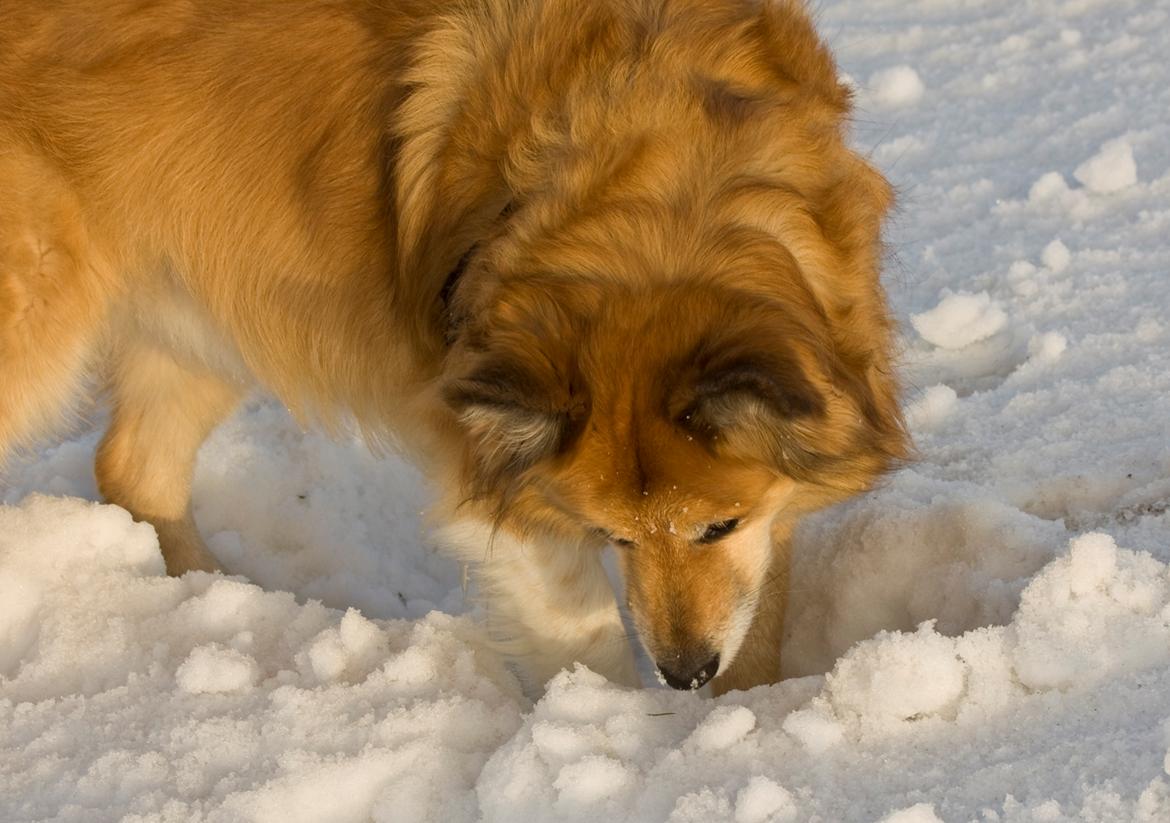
[{"left": 438, "top": 519, "right": 640, "bottom": 693}]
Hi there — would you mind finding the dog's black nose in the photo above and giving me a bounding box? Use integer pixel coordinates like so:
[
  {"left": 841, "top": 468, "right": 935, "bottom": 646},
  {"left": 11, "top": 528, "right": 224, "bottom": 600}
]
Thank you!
[{"left": 657, "top": 654, "right": 720, "bottom": 691}]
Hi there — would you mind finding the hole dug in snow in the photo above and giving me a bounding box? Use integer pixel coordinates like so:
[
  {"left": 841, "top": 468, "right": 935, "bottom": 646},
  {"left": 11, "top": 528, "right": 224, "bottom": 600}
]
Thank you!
[
  {"left": 784, "top": 533, "right": 1170, "bottom": 747},
  {"left": 783, "top": 476, "right": 1066, "bottom": 679}
]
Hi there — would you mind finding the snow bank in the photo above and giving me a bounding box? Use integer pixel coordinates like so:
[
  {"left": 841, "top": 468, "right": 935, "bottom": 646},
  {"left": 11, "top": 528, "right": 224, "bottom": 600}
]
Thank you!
[
  {"left": 0, "top": 496, "right": 523, "bottom": 823},
  {"left": 8, "top": 513, "right": 1155, "bottom": 823}
]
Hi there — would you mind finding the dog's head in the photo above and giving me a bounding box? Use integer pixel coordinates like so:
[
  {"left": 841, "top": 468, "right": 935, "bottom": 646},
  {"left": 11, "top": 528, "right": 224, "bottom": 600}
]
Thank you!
[
  {"left": 401, "top": 0, "right": 909, "bottom": 688},
  {"left": 441, "top": 273, "right": 906, "bottom": 688}
]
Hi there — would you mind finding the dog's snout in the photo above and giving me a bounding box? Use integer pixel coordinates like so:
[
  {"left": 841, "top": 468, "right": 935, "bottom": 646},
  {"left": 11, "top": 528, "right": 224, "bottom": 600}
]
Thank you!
[{"left": 657, "top": 653, "right": 720, "bottom": 691}]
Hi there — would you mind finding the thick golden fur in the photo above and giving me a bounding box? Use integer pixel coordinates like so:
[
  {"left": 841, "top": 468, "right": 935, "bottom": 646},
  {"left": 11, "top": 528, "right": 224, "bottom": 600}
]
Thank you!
[{"left": 0, "top": 0, "right": 907, "bottom": 693}]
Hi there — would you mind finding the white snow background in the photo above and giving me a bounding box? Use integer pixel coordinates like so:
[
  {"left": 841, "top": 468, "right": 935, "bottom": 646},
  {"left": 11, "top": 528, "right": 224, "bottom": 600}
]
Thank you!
[{"left": 4, "top": 0, "right": 1170, "bottom": 820}]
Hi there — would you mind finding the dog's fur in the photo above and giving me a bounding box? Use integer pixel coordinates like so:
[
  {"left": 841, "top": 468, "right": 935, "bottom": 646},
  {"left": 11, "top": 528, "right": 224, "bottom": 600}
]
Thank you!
[{"left": 0, "top": 0, "right": 907, "bottom": 693}]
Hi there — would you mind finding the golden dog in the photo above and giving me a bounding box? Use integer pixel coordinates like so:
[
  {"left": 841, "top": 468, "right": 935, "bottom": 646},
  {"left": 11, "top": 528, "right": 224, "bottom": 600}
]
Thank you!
[{"left": 0, "top": 0, "right": 907, "bottom": 693}]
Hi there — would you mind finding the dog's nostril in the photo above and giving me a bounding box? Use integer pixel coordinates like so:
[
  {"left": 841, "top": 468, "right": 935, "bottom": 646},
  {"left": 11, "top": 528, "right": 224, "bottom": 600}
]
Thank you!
[{"left": 657, "top": 654, "right": 720, "bottom": 691}]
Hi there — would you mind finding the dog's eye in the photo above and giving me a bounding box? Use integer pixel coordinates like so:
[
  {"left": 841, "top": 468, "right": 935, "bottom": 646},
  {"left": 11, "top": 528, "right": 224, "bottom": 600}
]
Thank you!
[
  {"left": 610, "top": 535, "right": 635, "bottom": 548},
  {"left": 698, "top": 519, "right": 740, "bottom": 544}
]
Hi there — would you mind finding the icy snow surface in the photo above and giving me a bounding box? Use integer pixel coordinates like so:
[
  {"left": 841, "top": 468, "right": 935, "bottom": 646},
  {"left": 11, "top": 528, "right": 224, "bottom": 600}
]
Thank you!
[{"left": 4, "top": 0, "right": 1170, "bottom": 820}]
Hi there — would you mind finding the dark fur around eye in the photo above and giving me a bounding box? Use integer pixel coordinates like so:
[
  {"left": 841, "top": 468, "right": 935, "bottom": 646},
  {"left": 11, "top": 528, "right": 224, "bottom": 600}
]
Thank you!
[{"left": 698, "top": 519, "right": 740, "bottom": 543}]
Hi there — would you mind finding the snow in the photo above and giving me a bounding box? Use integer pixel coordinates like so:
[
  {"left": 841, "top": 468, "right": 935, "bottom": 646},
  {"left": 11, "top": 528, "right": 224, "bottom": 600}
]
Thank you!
[
  {"left": 1025, "top": 330, "right": 1068, "bottom": 367},
  {"left": 0, "top": 499, "right": 524, "bottom": 822},
  {"left": 552, "top": 755, "right": 636, "bottom": 814},
  {"left": 1010, "top": 534, "right": 1170, "bottom": 692},
  {"left": 866, "top": 65, "right": 926, "bottom": 109},
  {"left": 826, "top": 622, "right": 967, "bottom": 726},
  {"left": 1041, "top": 238, "right": 1072, "bottom": 273},
  {"left": 5, "top": 0, "right": 1170, "bottom": 820},
  {"left": 175, "top": 645, "right": 261, "bottom": 695},
  {"left": 878, "top": 805, "right": 944, "bottom": 823},
  {"left": 733, "top": 777, "right": 796, "bottom": 823},
  {"left": 904, "top": 383, "right": 958, "bottom": 430},
  {"left": 688, "top": 705, "right": 756, "bottom": 751},
  {"left": 780, "top": 703, "right": 846, "bottom": 754}
]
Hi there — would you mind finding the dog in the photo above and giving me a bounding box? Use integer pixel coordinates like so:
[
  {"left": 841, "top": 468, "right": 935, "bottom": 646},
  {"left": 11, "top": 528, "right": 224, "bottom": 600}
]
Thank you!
[{"left": 0, "top": 0, "right": 907, "bottom": 694}]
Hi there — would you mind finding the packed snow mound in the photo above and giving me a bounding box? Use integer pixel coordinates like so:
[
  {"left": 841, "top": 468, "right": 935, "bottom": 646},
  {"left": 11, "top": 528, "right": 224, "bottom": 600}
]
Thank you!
[
  {"left": 826, "top": 621, "right": 968, "bottom": 726},
  {"left": 1010, "top": 533, "right": 1170, "bottom": 691}
]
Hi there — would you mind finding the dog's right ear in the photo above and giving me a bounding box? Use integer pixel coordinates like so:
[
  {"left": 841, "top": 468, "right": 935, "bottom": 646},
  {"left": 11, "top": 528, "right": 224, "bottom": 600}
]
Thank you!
[
  {"left": 443, "top": 359, "right": 578, "bottom": 495},
  {"left": 670, "top": 346, "right": 828, "bottom": 479},
  {"left": 678, "top": 357, "right": 823, "bottom": 434}
]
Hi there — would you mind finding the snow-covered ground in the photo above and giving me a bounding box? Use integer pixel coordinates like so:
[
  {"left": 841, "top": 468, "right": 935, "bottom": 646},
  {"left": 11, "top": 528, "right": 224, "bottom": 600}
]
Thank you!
[{"left": 4, "top": 0, "right": 1170, "bottom": 820}]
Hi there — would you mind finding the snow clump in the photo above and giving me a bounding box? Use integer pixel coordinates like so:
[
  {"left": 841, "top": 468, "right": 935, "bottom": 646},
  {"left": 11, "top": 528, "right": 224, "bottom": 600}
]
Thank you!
[
  {"left": 826, "top": 621, "right": 967, "bottom": 727},
  {"left": 878, "top": 804, "right": 944, "bottom": 823},
  {"left": 689, "top": 705, "right": 757, "bottom": 751},
  {"left": 734, "top": 776, "right": 797, "bottom": 823},
  {"left": 1074, "top": 137, "right": 1138, "bottom": 194},
  {"left": 904, "top": 384, "right": 958, "bottom": 430},
  {"left": 1041, "top": 238, "right": 1072, "bottom": 272},
  {"left": 1010, "top": 533, "right": 1170, "bottom": 691},
  {"left": 175, "top": 644, "right": 261, "bottom": 694},
  {"left": 867, "top": 65, "right": 925, "bottom": 108},
  {"left": 911, "top": 291, "right": 1008, "bottom": 349}
]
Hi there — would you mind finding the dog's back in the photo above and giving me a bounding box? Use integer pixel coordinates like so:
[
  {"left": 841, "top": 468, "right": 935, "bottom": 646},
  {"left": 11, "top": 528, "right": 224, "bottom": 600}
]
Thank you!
[{"left": 0, "top": 1, "right": 441, "bottom": 571}]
